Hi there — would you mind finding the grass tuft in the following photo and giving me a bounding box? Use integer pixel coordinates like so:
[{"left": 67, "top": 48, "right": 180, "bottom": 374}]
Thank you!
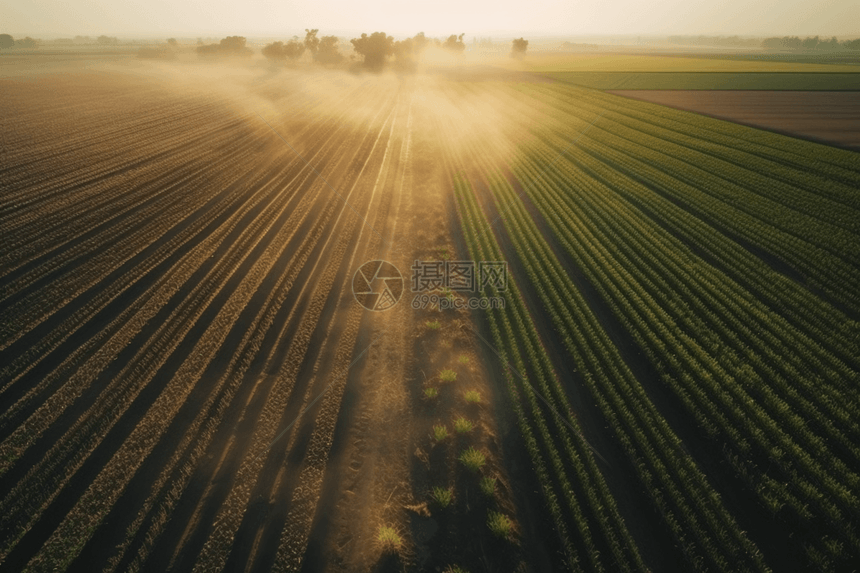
[
  {"left": 463, "top": 390, "right": 481, "bottom": 404},
  {"left": 453, "top": 417, "right": 474, "bottom": 434},
  {"left": 424, "top": 387, "right": 439, "bottom": 399},
  {"left": 459, "top": 447, "right": 486, "bottom": 472},
  {"left": 433, "top": 425, "right": 449, "bottom": 442},
  {"left": 377, "top": 525, "right": 403, "bottom": 552},
  {"left": 431, "top": 486, "right": 454, "bottom": 508},
  {"left": 458, "top": 355, "right": 470, "bottom": 365},
  {"left": 426, "top": 319, "right": 441, "bottom": 330},
  {"left": 487, "top": 511, "right": 514, "bottom": 539},
  {"left": 479, "top": 476, "right": 497, "bottom": 497},
  {"left": 440, "top": 369, "right": 457, "bottom": 382}
]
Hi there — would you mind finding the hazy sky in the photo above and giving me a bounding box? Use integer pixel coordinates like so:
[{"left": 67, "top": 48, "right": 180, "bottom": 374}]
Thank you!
[{"left": 3, "top": 0, "right": 858, "bottom": 38}]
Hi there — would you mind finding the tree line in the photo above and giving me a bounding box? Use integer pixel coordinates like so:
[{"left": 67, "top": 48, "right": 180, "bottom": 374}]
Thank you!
[
  {"left": 0, "top": 34, "right": 122, "bottom": 49},
  {"left": 669, "top": 34, "right": 860, "bottom": 50},
  {"left": 259, "top": 31, "right": 528, "bottom": 70},
  {"left": 761, "top": 35, "right": 860, "bottom": 50}
]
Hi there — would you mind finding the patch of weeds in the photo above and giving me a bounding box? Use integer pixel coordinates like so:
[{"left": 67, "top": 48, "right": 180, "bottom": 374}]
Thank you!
[
  {"left": 425, "top": 319, "right": 441, "bottom": 330},
  {"left": 424, "top": 387, "right": 439, "bottom": 399},
  {"left": 453, "top": 417, "right": 474, "bottom": 434},
  {"left": 458, "top": 355, "right": 470, "bottom": 365},
  {"left": 463, "top": 390, "right": 481, "bottom": 404},
  {"left": 377, "top": 525, "right": 403, "bottom": 553},
  {"left": 487, "top": 511, "right": 514, "bottom": 540},
  {"left": 438, "top": 247, "right": 451, "bottom": 260},
  {"left": 433, "top": 425, "right": 449, "bottom": 442},
  {"left": 444, "top": 566, "right": 468, "bottom": 573},
  {"left": 459, "top": 447, "right": 486, "bottom": 472},
  {"left": 439, "top": 369, "right": 457, "bottom": 382},
  {"left": 431, "top": 486, "right": 454, "bottom": 508},
  {"left": 479, "top": 476, "right": 497, "bottom": 497}
]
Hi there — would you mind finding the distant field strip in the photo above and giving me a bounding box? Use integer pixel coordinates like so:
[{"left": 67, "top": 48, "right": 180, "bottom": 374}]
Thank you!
[
  {"left": 523, "top": 53, "right": 860, "bottom": 73},
  {"left": 543, "top": 72, "right": 860, "bottom": 90},
  {"left": 605, "top": 90, "right": 860, "bottom": 151}
]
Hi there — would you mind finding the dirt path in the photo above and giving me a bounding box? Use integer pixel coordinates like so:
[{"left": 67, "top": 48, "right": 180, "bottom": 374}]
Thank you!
[{"left": 298, "top": 86, "right": 541, "bottom": 572}]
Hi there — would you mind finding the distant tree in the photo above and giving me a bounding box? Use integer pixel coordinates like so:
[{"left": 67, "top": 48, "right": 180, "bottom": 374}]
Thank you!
[
  {"left": 17, "top": 37, "right": 39, "bottom": 49},
  {"left": 304, "top": 29, "right": 320, "bottom": 59},
  {"left": 844, "top": 38, "right": 860, "bottom": 50},
  {"left": 393, "top": 37, "right": 415, "bottom": 70},
  {"left": 390, "top": 32, "right": 430, "bottom": 71},
  {"left": 761, "top": 37, "right": 781, "bottom": 49},
  {"left": 510, "top": 37, "right": 528, "bottom": 59},
  {"left": 762, "top": 36, "right": 811, "bottom": 50},
  {"left": 219, "top": 36, "right": 246, "bottom": 52},
  {"left": 784, "top": 36, "right": 803, "bottom": 49},
  {"left": 196, "top": 43, "right": 219, "bottom": 57},
  {"left": 97, "top": 35, "right": 119, "bottom": 45},
  {"left": 262, "top": 40, "right": 305, "bottom": 63},
  {"left": 351, "top": 32, "right": 394, "bottom": 70},
  {"left": 443, "top": 33, "right": 466, "bottom": 54},
  {"left": 284, "top": 40, "right": 305, "bottom": 59},
  {"left": 412, "top": 32, "right": 429, "bottom": 53},
  {"left": 74, "top": 35, "right": 92, "bottom": 43},
  {"left": 262, "top": 41, "right": 286, "bottom": 61},
  {"left": 196, "top": 36, "right": 252, "bottom": 58},
  {"left": 802, "top": 35, "right": 820, "bottom": 50},
  {"left": 0, "top": 34, "right": 14, "bottom": 49},
  {"left": 316, "top": 35, "right": 343, "bottom": 65},
  {"left": 167, "top": 38, "right": 178, "bottom": 47}
]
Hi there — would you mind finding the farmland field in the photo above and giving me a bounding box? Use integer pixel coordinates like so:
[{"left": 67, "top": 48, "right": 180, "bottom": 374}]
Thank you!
[
  {"left": 545, "top": 72, "right": 860, "bottom": 90},
  {"left": 2, "top": 54, "right": 860, "bottom": 573},
  {"left": 607, "top": 90, "right": 860, "bottom": 150},
  {"left": 519, "top": 52, "right": 860, "bottom": 72}
]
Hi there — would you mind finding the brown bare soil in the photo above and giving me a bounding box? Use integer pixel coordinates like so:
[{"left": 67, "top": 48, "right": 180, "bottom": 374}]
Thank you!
[{"left": 608, "top": 89, "right": 860, "bottom": 150}]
